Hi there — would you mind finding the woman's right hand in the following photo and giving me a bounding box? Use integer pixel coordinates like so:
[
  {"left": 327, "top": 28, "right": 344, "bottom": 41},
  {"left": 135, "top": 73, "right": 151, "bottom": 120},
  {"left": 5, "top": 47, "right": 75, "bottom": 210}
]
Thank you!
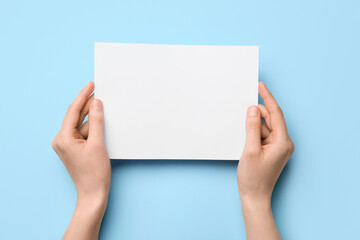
[{"left": 237, "top": 81, "right": 295, "bottom": 240}]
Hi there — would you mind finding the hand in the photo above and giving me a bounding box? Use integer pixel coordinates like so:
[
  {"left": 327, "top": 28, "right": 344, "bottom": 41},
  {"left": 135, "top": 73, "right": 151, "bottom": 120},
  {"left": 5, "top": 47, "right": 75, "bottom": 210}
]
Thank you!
[
  {"left": 52, "top": 82, "right": 111, "bottom": 240},
  {"left": 237, "top": 82, "right": 295, "bottom": 240}
]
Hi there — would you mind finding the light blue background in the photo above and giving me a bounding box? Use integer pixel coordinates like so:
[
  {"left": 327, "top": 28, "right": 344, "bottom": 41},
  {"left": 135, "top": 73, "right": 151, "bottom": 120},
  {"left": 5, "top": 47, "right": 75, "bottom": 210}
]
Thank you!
[{"left": 1, "top": 0, "right": 359, "bottom": 239}]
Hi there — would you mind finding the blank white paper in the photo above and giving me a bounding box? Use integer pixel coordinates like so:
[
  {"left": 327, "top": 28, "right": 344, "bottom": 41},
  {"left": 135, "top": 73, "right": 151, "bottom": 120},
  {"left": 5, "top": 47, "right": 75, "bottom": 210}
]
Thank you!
[{"left": 94, "top": 43, "right": 258, "bottom": 160}]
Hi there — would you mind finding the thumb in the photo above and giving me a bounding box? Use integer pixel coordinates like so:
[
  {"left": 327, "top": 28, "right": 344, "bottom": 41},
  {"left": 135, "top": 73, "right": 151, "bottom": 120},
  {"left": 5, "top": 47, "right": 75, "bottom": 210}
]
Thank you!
[
  {"left": 88, "top": 98, "right": 104, "bottom": 142},
  {"left": 244, "top": 105, "right": 262, "bottom": 155}
]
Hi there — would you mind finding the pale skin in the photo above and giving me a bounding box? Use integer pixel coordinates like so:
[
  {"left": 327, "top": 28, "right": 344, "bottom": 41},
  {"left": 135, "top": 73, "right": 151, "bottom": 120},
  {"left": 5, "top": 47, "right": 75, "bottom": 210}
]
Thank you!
[
  {"left": 52, "top": 82, "right": 111, "bottom": 240},
  {"left": 238, "top": 81, "right": 295, "bottom": 240},
  {"left": 52, "top": 81, "right": 294, "bottom": 240}
]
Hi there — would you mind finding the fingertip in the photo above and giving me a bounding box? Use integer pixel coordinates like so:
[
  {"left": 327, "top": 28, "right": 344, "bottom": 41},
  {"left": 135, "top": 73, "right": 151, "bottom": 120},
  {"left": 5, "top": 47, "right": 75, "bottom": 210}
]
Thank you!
[
  {"left": 259, "top": 81, "right": 265, "bottom": 90},
  {"left": 247, "top": 105, "right": 259, "bottom": 116},
  {"left": 88, "top": 81, "right": 95, "bottom": 91},
  {"left": 246, "top": 106, "right": 261, "bottom": 130},
  {"left": 84, "top": 81, "right": 93, "bottom": 88},
  {"left": 92, "top": 98, "right": 103, "bottom": 111},
  {"left": 258, "top": 81, "right": 266, "bottom": 93},
  {"left": 79, "top": 81, "right": 95, "bottom": 98}
]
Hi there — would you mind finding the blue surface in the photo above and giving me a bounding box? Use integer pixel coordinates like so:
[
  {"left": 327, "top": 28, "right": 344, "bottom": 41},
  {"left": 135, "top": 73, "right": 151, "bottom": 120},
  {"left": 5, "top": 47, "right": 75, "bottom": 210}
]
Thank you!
[{"left": 1, "top": 0, "right": 359, "bottom": 239}]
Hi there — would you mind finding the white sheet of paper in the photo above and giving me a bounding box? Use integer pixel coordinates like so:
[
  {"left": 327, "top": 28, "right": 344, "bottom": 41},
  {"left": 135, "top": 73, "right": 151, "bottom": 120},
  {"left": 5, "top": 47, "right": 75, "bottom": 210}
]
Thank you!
[{"left": 94, "top": 43, "right": 258, "bottom": 160}]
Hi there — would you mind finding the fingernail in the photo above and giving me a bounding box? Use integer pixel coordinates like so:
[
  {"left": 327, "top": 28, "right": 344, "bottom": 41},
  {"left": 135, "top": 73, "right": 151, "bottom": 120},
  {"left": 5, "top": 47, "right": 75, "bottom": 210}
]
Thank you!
[
  {"left": 93, "top": 99, "right": 102, "bottom": 110},
  {"left": 248, "top": 106, "right": 258, "bottom": 116}
]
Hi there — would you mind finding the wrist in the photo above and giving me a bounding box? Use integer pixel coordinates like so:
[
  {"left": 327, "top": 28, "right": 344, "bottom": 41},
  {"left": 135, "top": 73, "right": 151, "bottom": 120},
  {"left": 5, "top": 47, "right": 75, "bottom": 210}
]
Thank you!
[
  {"left": 240, "top": 195, "right": 272, "bottom": 214},
  {"left": 76, "top": 191, "right": 109, "bottom": 216}
]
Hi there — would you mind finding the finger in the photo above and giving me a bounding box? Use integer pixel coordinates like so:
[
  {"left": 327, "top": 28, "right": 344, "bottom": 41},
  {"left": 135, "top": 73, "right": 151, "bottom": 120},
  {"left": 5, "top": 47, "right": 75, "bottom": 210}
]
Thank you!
[
  {"left": 77, "top": 94, "right": 94, "bottom": 128},
  {"left": 261, "top": 121, "right": 271, "bottom": 139},
  {"left": 61, "top": 82, "right": 94, "bottom": 134},
  {"left": 258, "top": 82, "right": 287, "bottom": 134},
  {"left": 244, "top": 105, "right": 262, "bottom": 155},
  {"left": 78, "top": 121, "right": 89, "bottom": 139},
  {"left": 259, "top": 104, "right": 272, "bottom": 131},
  {"left": 88, "top": 99, "right": 104, "bottom": 143}
]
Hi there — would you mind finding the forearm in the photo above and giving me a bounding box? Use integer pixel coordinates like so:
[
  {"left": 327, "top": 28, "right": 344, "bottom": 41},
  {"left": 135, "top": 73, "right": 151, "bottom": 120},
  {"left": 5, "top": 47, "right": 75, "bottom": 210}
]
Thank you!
[
  {"left": 241, "top": 197, "right": 281, "bottom": 240},
  {"left": 63, "top": 193, "right": 108, "bottom": 240}
]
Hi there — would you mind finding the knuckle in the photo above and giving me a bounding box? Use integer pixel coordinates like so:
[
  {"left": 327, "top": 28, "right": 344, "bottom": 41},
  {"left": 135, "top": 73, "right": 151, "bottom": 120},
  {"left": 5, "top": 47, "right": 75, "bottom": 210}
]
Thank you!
[
  {"left": 89, "top": 114, "right": 103, "bottom": 125},
  {"left": 275, "top": 105, "right": 284, "bottom": 116},
  {"left": 282, "top": 138, "right": 295, "bottom": 154},
  {"left": 260, "top": 105, "right": 269, "bottom": 118},
  {"left": 289, "top": 139, "right": 295, "bottom": 153},
  {"left": 51, "top": 136, "right": 58, "bottom": 150},
  {"left": 263, "top": 110, "right": 270, "bottom": 120},
  {"left": 52, "top": 134, "right": 68, "bottom": 151},
  {"left": 247, "top": 118, "right": 260, "bottom": 130}
]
